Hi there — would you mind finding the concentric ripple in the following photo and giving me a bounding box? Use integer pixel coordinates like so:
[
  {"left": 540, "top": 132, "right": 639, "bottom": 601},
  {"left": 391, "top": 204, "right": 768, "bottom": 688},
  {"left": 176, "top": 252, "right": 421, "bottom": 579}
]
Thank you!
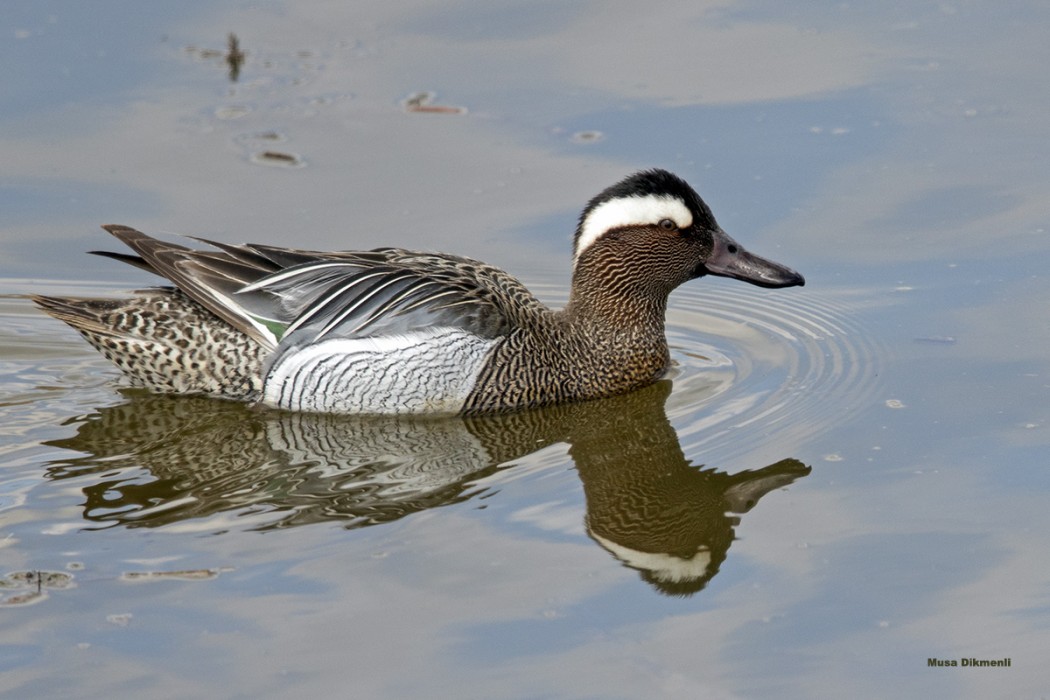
[{"left": 660, "top": 284, "right": 885, "bottom": 460}]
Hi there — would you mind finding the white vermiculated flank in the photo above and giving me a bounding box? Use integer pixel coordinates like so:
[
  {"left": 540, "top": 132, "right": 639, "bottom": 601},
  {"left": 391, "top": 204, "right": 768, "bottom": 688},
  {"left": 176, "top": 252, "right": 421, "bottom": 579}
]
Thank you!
[
  {"left": 574, "top": 194, "right": 694, "bottom": 262},
  {"left": 261, "top": 328, "right": 496, "bottom": 414}
]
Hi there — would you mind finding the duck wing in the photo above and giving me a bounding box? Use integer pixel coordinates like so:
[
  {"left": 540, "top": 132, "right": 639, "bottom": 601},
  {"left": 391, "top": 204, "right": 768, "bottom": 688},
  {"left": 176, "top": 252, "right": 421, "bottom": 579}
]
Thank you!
[
  {"left": 96, "top": 225, "right": 548, "bottom": 352},
  {"left": 239, "top": 248, "right": 550, "bottom": 347}
]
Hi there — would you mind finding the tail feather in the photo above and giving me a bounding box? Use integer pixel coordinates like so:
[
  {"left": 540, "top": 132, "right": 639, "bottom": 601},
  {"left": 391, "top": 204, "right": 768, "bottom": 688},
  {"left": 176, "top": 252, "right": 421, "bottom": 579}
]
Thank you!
[
  {"left": 32, "top": 294, "right": 124, "bottom": 337},
  {"left": 97, "top": 225, "right": 278, "bottom": 349},
  {"left": 88, "top": 250, "right": 155, "bottom": 274}
]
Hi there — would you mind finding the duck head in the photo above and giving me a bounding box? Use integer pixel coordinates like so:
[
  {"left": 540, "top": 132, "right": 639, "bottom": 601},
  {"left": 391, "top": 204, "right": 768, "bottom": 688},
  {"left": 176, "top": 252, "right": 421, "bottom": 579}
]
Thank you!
[{"left": 572, "top": 169, "right": 805, "bottom": 292}]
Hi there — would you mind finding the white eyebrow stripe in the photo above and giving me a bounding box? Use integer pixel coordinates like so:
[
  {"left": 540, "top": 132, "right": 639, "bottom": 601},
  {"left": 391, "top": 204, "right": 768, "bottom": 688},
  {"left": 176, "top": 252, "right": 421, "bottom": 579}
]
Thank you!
[{"left": 574, "top": 194, "right": 693, "bottom": 262}]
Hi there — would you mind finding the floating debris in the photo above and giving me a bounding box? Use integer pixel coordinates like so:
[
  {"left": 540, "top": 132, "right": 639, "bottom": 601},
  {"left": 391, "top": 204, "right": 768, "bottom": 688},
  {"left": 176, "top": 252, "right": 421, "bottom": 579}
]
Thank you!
[
  {"left": 6, "top": 570, "right": 74, "bottom": 588},
  {"left": 0, "top": 570, "right": 75, "bottom": 606},
  {"left": 0, "top": 591, "right": 45, "bottom": 607},
  {"left": 402, "top": 91, "right": 467, "bottom": 114},
  {"left": 252, "top": 150, "right": 304, "bottom": 167},
  {"left": 570, "top": 130, "right": 604, "bottom": 144},
  {"left": 121, "top": 568, "right": 225, "bottom": 582},
  {"left": 232, "top": 132, "right": 302, "bottom": 167},
  {"left": 185, "top": 33, "right": 245, "bottom": 82},
  {"left": 260, "top": 150, "right": 297, "bottom": 162},
  {"left": 885, "top": 399, "right": 906, "bottom": 409}
]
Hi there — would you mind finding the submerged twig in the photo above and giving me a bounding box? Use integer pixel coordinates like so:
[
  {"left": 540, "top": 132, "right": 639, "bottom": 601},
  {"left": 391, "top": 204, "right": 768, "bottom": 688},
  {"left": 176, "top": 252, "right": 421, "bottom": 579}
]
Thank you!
[{"left": 226, "top": 33, "right": 245, "bottom": 82}]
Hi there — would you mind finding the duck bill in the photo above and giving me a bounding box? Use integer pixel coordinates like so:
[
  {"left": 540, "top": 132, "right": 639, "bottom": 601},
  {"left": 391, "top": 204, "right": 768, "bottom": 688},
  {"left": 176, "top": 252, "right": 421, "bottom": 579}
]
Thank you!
[{"left": 701, "top": 228, "right": 805, "bottom": 289}]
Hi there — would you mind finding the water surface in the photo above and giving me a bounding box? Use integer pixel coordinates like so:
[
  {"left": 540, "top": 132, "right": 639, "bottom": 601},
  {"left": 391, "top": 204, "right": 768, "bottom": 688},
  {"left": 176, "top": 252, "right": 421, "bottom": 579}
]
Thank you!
[{"left": 2, "top": 2, "right": 1049, "bottom": 698}]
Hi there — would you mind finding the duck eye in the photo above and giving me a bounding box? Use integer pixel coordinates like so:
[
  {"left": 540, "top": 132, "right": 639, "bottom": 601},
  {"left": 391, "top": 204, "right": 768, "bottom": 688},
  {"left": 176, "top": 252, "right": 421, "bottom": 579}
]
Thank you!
[{"left": 658, "top": 218, "right": 677, "bottom": 231}]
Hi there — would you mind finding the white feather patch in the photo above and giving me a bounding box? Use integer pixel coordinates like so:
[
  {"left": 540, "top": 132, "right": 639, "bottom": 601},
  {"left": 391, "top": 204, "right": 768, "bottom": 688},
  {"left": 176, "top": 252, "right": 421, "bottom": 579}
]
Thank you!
[
  {"left": 575, "top": 194, "right": 693, "bottom": 262},
  {"left": 262, "top": 328, "right": 496, "bottom": 414},
  {"left": 590, "top": 531, "right": 714, "bottom": 584}
]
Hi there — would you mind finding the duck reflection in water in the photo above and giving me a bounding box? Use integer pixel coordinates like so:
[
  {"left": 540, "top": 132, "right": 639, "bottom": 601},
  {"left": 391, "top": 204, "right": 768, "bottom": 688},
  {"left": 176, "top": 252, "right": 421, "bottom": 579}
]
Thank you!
[{"left": 45, "top": 381, "right": 809, "bottom": 596}]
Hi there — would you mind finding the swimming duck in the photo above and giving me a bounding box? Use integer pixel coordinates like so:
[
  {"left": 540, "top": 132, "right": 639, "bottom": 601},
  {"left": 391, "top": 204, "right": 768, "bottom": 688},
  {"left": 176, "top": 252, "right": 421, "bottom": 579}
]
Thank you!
[{"left": 34, "top": 169, "right": 804, "bottom": 415}]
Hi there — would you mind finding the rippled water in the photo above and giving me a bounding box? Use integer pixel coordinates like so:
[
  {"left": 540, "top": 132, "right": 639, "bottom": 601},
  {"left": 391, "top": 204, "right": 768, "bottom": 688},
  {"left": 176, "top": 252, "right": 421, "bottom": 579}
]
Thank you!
[
  {"left": 4, "top": 1, "right": 1050, "bottom": 698},
  {"left": 665, "top": 284, "right": 885, "bottom": 459}
]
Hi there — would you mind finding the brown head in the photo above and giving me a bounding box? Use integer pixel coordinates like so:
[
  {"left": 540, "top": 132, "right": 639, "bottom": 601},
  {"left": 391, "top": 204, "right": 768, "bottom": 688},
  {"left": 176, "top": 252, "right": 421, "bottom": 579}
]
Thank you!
[{"left": 568, "top": 170, "right": 804, "bottom": 318}]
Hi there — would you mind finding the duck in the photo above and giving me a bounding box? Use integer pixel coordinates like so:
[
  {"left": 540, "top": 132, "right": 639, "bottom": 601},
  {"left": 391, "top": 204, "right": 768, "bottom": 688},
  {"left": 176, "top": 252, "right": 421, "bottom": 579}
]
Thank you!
[{"left": 33, "top": 169, "right": 804, "bottom": 415}]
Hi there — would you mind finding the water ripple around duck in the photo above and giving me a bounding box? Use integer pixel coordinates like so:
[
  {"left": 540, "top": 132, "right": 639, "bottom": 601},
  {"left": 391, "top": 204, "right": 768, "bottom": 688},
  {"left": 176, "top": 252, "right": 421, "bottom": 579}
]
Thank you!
[{"left": 663, "top": 284, "right": 885, "bottom": 461}]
